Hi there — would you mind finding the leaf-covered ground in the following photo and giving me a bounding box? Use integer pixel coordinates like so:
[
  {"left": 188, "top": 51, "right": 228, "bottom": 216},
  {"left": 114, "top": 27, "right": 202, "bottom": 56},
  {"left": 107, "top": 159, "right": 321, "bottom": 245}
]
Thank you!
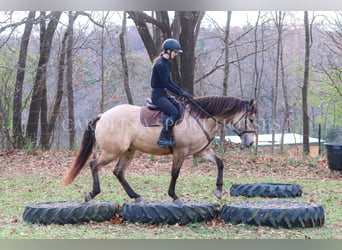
[{"left": 0, "top": 146, "right": 341, "bottom": 239}]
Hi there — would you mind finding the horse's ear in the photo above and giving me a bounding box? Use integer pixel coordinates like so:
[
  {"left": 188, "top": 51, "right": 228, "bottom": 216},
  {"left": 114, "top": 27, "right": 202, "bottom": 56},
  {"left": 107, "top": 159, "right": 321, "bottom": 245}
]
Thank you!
[{"left": 249, "top": 99, "right": 257, "bottom": 111}]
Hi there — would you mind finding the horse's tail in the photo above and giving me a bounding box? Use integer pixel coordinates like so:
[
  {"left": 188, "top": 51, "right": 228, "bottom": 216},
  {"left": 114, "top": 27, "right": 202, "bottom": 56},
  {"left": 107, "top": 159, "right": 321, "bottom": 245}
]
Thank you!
[{"left": 63, "top": 116, "right": 101, "bottom": 185}]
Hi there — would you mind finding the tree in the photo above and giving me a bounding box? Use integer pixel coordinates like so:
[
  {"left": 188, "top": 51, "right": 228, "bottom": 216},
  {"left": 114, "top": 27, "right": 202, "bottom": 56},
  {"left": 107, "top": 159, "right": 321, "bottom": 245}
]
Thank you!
[
  {"left": 127, "top": 11, "right": 204, "bottom": 94},
  {"left": 302, "top": 11, "right": 312, "bottom": 155},
  {"left": 66, "top": 11, "right": 76, "bottom": 150},
  {"left": 222, "top": 11, "right": 232, "bottom": 97},
  {"left": 178, "top": 11, "right": 204, "bottom": 93},
  {"left": 43, "top": 12, "right": 74, "bottom": 150},
  {"left": 119, "top": 11, "right": 133, "bottom": 104},
  {"left": 12, "top": 11, "right": 35, "bottom": 149},
  {"left": 219, "top": 11, "right": 232, "bottom": 149},
  {"left": 26, "top": 11, "right": 62, "bottom": 147},
  {"left": 270, "top": 11, "right": 283, "bottom": 154}
]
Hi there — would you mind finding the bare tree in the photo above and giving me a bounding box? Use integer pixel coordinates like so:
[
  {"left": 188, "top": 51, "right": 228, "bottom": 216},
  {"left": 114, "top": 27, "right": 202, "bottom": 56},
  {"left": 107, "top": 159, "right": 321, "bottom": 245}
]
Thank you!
[
  {"left": 318, "top": 12, "right": 342, "bottom": 98},
  {"left": 66, "top": 11, "right": 76, "bottom": 150},
  {"left": 279, "top": 27, "right": 289, "bottom": 152},
  {"left": 12, "top": 11, "right": 35, "bottom": 149},
  {"left": 178, "top": 11, "right": 204, "bottom": 93},
  {"left": 26, "top": 11, "right": 62, "bottom": 147},
  {"left": 271, "top": 11, "right": 285, "bottom": 154},
  {"left": 119, "top": 11, "right": 133, "bottom": 104},
  {"left": 219, "top": 11, "right": 232, "bottom": 149},
  {"left": 252, "top": 12, "right": 263, "bottom": 153},
  {"left": 302, "top": 11, "right": 313, "bottom": 155},
  {"left": 222, "top": 11, "right": 232, "bottom": 96},
  {"left": 127, "top": 11, "right": 204, "bottom": 94},
  {"left": 42, "top": 11, "right": 78, "bottom": 150}
]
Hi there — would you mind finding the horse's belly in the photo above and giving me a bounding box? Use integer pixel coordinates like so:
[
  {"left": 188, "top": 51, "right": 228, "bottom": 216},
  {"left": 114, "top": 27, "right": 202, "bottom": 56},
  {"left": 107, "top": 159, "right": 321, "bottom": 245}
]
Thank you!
[{"left": 131, "top": 128, "right": 170, "bottom": 155}]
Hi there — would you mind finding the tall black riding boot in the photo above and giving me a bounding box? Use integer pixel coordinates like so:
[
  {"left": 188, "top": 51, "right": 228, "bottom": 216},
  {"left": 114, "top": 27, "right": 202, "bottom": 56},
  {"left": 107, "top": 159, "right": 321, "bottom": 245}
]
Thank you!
[{"left": 157, "top": 117, "right": 176, "bottom": 147}]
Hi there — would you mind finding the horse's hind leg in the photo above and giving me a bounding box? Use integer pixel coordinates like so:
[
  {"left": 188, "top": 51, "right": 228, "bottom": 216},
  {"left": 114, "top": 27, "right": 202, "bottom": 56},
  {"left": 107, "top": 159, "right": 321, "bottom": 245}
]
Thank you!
[
  {"left": 113, "top": 149, "right": 143, "bottom": 202},
  {"left": 85, "top": 152, "right": 117, "bottom": 202},
  {"left": 85, "top": 157, "right": 100, "bottom": 202}
]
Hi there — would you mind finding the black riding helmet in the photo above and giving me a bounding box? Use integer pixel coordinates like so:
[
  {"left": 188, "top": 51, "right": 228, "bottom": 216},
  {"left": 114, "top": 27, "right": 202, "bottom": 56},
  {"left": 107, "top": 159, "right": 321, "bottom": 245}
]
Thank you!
[{"left": 162, "top": 38, "right": 183, "bottom": 53}]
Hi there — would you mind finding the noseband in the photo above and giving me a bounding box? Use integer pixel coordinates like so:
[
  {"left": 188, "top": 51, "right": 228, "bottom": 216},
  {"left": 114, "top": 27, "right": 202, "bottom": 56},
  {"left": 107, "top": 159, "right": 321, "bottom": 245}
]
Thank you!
[{"left": 233, "top": 104, "right": 256, "bottom": 137}]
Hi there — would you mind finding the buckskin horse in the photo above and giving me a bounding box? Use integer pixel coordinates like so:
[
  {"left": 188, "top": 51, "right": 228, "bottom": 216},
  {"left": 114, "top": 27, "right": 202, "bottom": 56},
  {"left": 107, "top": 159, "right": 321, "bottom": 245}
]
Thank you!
[{"left": 63, "top": 96, "right": 257, "bottom": 204}]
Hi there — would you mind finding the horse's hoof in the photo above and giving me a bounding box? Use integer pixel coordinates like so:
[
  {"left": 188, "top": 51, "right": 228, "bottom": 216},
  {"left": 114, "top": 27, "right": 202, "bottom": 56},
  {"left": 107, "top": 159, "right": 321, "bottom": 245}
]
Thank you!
[
  {"left": 173, "top": 199, "right": 183, "bottom": 206},
  {"left": 84, "top": 193, "right": 92, "bottom": 203},
  {"left": 214, "top": 190, "right": 222, "bottom": 199},
  {"left": 135, "top": 197, "right": 144, "bottom": 203}
]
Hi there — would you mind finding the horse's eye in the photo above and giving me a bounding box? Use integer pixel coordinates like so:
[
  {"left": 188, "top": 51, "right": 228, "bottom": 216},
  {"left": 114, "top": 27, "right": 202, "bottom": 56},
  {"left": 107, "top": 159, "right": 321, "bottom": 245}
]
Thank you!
[{"left": 249, "top": 119, "right": 254, "bottom": 123}]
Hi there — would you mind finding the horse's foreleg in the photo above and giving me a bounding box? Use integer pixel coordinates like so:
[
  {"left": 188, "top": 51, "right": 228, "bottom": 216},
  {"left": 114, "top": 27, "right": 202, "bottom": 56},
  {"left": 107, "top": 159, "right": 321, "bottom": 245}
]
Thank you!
[
  {"left": 113, "top": 150, "right": 143, "bottom": 202},
  {"left": 168, "top": 154, "right": 185, "bottom": 205},
  {"left": 195, "top": 148, "right": 223, "bottom": 199},
  {"left": 214, "top": 156, "right": 224, "bottom": 199},
  {"left": 85, "top": 158, "right": 101, "bottom": 202}
]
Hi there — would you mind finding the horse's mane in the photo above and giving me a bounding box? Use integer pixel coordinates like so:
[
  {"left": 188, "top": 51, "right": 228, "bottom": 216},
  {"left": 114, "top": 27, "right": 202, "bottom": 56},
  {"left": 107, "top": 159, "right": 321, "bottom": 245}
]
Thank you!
[{"left": 185, "top": 96, "right": 250, "bottom": 119}]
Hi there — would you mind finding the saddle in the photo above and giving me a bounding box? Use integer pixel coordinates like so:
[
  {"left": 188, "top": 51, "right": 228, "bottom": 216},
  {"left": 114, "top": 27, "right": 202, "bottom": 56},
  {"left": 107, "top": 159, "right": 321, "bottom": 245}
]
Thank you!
[{"left": 140, "top": 98, "right": 185, "bottom": 127}]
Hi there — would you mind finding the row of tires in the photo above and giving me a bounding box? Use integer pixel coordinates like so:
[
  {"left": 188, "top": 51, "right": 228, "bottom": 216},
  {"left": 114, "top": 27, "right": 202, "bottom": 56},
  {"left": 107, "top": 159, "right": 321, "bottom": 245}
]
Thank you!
[{"left": 22, "top": 183, "right": 325, "bottom": 229}]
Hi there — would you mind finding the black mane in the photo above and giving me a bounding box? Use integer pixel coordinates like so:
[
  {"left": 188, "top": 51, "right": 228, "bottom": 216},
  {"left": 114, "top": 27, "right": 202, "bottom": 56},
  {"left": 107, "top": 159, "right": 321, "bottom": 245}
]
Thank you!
[{"left": 185, "top": 96, "right": 249, "bottom": 119}]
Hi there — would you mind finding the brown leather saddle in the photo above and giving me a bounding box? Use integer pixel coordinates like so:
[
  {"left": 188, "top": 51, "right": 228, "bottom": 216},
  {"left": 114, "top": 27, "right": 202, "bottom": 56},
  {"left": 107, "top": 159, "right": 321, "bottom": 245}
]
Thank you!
[{"left": 140, "top": 98, "right": 185, "bottom": 127}]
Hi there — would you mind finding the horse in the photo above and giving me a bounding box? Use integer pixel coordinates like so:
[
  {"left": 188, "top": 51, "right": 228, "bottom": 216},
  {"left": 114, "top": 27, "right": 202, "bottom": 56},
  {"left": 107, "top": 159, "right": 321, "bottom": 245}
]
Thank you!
[{"left": 63, "top": 96, "right": 257, "bottom": 204}]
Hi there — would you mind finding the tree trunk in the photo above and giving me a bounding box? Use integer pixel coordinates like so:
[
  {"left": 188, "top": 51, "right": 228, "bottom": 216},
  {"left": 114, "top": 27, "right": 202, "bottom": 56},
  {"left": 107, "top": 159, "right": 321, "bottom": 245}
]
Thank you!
[
  {"left": 179, "top": 11, "right": 203, "bottom": 94},
  {"left": 127, "top": 11, "right": 159, "bottom": 62},
  {"left": 280, "top": 32, "right": 289, "bottom": 152},
  {"left": 271, "top": 11, "right": 283, "bottom": 154},
  {"left": 26, "top": 11, "right": 62, "bottom": 147},
  {"left": 66, "top": 11, "right": 76, "bottom": 150},
  {"left": 99, "top": 12, "right": 109, "bottom": 113},
  {"left": 12, "top": 11, "right": 35, "bottom": 149},
  {"left": 252, "top": 12, "right": 262, "bottom": 153},
  {"left": 302, "top": 11, "right": 311, "bottom": 155},
  {"left": 222, "top": 11, "right": 232, "bottom": 97},
  {"left": 220, "top": 11, "right": 232, "bottom": 149},
  {"left": 128, "top": 11, "right": 204, "bottom": 95},
  {"left": 46, "top": 21, "right": 69, "bottom": 149},
  {"left": 120, "top": 11, "right": 133, "bottom": 104}
]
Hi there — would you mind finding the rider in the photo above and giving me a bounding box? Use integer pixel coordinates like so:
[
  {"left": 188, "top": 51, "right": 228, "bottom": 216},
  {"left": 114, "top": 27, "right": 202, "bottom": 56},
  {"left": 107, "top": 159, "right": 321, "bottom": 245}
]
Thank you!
[{"left": 151, "top": 38, "right": 191, "bottom": 147}]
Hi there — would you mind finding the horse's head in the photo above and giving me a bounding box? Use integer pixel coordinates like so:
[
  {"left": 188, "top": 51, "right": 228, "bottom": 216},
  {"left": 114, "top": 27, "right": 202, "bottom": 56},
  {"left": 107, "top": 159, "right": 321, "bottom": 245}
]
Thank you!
[{"left": 232, "top": 99, "right": 257, "bottom": 147}]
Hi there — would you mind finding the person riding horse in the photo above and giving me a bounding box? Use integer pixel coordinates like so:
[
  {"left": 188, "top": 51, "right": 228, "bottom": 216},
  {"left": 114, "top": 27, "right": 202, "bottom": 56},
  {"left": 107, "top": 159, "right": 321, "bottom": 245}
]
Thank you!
[{"left": 150, "top": 38, "right": 191, "bottom": 147}]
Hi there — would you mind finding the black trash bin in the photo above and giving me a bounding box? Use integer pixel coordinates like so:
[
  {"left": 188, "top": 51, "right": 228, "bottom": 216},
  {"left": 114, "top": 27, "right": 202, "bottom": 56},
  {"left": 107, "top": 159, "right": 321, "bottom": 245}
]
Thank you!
[{"left": 325, "top": 143, "right": 342, "bottom": 171}]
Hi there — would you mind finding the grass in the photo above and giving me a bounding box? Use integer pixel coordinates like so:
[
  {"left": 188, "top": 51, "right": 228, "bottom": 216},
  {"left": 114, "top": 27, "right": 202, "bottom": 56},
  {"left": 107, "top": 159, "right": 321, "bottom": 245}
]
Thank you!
[{"left": 0, "top": 149, "right": 341, "bottom": 239}]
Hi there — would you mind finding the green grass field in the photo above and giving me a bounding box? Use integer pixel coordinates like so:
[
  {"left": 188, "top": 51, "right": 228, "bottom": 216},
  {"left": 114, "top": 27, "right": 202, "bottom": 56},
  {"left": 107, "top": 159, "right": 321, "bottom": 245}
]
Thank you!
[{"left": 0, "top": 149, "right": 341, "bottom": 239}]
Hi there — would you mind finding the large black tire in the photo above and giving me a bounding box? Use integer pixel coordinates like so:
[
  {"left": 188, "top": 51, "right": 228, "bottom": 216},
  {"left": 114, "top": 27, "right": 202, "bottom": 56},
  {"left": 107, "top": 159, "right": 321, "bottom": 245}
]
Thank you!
[
  {"left": 221, "top": 201, "right": 324, "bottom": 228},
  {"left": 119, "top": 200, "right": 220, "bottom": 225},
  {"left": 230, "top": 183, "right": 302, "bottom": 198},
  {"left": 23, "top": 200, "right": 118, "bottom": 225}
]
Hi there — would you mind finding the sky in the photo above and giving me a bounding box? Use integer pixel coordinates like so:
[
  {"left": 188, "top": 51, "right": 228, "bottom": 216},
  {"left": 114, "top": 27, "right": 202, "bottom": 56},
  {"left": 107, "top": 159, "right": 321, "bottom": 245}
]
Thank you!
[{"left": 1, "top": 0, "right": 342, "bottom": 11}]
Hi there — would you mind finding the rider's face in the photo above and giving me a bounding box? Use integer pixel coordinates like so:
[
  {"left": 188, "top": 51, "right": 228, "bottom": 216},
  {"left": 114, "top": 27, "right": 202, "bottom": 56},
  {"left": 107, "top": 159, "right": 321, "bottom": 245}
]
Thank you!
[{"left": 171, "top": 50, "right": 178, "bottom": 59}]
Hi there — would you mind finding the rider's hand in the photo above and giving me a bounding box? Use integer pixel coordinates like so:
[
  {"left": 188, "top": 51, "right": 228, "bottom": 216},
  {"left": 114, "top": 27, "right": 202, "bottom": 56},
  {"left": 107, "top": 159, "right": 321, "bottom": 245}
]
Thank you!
[{"left": 180, "top": 90, "right": 191, "bottom": 99}]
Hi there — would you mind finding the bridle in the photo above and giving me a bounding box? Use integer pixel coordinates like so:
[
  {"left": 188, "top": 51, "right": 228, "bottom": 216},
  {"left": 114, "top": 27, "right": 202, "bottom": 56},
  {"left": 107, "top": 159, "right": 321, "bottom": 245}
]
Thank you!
[{"left": 232, "top": 103, "right": 256, "bottom": 137}]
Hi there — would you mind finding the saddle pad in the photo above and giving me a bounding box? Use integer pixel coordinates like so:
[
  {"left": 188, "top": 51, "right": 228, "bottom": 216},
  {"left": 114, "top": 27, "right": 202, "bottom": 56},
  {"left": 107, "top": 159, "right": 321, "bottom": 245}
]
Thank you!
[{"left": 140, "top": 105, "right": 185, "bottom": 127}]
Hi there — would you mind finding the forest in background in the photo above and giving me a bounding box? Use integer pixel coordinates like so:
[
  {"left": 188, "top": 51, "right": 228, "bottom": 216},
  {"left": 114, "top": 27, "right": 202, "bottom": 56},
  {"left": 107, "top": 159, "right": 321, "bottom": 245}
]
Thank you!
[{"left": 0, "top": 11, "right": 341, "bottom": 152}]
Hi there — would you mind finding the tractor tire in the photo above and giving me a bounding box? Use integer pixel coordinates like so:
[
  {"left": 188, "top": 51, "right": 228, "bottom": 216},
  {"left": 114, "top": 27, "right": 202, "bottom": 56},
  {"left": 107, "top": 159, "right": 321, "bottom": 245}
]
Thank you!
[
  {"left": 221, "top": 201, "right": 324, "bottom": 228},
  {"left": 23, "top": 200, "right": 118, "bottom": 225},
  {"left": 119, "top": 200, "right": 220, "bottom": 225},
  {"left": 230, "top": 183, "right": 302, "bottom": 198}
]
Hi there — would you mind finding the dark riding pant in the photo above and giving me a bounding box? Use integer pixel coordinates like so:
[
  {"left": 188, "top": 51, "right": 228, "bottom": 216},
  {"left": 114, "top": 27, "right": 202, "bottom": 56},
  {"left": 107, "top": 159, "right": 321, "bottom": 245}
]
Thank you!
[{"left": 151, "top": 92, "right": 180, "bottom": 121}]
